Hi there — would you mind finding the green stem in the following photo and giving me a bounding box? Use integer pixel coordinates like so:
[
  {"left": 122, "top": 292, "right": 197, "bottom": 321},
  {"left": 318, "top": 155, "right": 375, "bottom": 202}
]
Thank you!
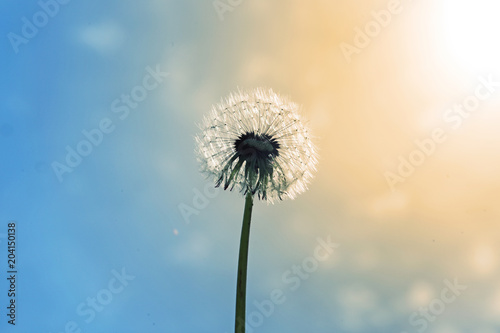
[{"left": 235, "top": 192, "right": 254, "bottom": 333}]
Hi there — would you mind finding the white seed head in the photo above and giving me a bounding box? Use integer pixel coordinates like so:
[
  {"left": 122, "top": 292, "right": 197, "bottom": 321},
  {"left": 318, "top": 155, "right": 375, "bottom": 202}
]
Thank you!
[{"left": 195, "top": 88, "right": 318, "bottom": 203}]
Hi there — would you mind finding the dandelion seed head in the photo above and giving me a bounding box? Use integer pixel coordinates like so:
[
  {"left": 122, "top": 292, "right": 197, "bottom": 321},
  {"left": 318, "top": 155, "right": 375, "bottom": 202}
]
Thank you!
[{"left": 195, "top": 88, "right": 318, "bottom": 203}]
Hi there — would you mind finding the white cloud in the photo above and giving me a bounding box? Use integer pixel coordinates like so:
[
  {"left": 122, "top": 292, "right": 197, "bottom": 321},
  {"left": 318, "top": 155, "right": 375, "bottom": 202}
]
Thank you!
[{"left": 79, "top": 21, "right": 125, "bottom": 54}]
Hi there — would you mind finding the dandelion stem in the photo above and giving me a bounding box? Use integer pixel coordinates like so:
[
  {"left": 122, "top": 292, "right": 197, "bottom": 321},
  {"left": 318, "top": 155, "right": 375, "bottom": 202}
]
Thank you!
[{"left": 235, "top": 192, "right": 253, "bottom": 333}]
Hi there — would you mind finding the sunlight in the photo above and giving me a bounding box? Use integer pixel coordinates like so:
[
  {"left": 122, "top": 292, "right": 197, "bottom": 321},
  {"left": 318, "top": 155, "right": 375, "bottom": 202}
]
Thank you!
[{"left": 442, "top": 0, "right": 500, "bottom": 73}]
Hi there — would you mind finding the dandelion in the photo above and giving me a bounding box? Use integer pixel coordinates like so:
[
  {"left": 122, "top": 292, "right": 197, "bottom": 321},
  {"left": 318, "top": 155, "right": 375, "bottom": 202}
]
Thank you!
[
  {"left": 195, "top": 88, "right": 318, "bottom": 332},
  {"left": 196, "top": 88, "right": 317, "bottom": 202}
]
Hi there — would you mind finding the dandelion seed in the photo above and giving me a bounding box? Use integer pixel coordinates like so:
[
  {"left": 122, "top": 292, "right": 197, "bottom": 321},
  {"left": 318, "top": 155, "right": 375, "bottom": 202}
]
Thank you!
[{"left": 195, "top": 88, "right": 318, "bottom": 203}]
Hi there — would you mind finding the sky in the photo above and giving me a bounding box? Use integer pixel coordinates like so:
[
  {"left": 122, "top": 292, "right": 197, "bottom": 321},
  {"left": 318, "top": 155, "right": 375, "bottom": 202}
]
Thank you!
[{"left": 1, "top": 0, "right": 500, "bottom": 332}]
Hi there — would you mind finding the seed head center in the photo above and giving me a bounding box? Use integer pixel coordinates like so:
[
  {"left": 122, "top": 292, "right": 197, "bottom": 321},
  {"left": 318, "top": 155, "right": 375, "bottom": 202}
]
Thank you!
[
  {"left": 242, "top": 138, "right": 274, "bottom": 152},
  {"left": 234, "top": 132, "right": 280, "bottom": 162}
]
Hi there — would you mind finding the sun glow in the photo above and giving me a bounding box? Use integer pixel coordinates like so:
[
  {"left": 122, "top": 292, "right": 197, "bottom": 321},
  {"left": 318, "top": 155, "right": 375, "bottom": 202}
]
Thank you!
[{"left": 442, "top": 0, "right": 500, "bottom": 73}]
